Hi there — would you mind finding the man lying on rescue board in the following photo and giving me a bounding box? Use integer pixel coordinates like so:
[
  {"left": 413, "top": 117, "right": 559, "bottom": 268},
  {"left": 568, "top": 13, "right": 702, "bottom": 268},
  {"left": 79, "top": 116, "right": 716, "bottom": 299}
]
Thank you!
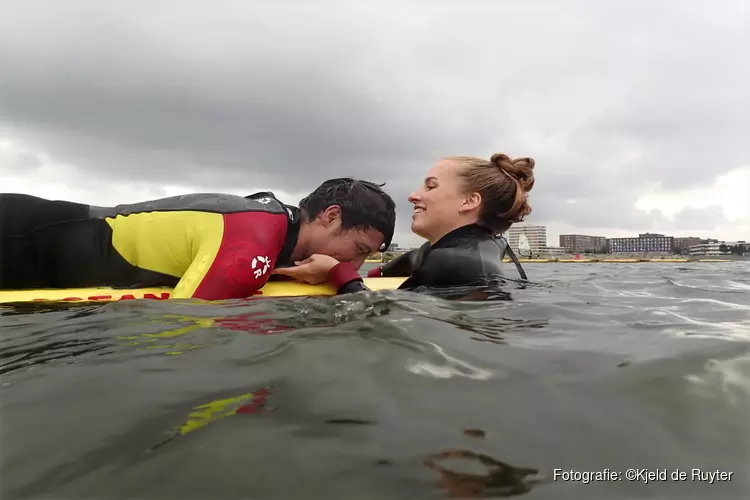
[
  {"left": 0, "top": 179, "right": 396, "bottom": 300},
  {"left": 273, "top": 152, "right": 535, "bottom": 292}
]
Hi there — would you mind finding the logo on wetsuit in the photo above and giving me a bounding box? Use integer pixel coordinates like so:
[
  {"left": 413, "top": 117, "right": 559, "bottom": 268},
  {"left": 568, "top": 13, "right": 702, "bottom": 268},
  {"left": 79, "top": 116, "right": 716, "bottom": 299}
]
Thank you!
[{"left": 252, "top": 255, "right": 271, "bottom": 278}]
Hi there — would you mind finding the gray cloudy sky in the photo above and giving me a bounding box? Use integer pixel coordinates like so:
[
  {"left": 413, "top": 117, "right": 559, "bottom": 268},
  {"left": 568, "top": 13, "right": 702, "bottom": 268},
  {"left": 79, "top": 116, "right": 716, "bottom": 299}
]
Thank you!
[{"left": 1, "top": 0, "right": 748, "bottom": 246}]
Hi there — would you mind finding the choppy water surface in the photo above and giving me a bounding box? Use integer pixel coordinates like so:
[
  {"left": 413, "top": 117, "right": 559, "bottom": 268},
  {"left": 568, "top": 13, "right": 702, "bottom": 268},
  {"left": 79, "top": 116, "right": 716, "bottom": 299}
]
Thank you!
[{"left": 1, "top": 262, "right": 749, "bottom": 499}]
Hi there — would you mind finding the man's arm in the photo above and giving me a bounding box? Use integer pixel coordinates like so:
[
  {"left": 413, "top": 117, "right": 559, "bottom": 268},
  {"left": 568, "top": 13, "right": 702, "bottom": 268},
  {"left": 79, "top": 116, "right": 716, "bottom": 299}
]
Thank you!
[{"left": 173, "top": 211, "right": 288, "bottom": 300}]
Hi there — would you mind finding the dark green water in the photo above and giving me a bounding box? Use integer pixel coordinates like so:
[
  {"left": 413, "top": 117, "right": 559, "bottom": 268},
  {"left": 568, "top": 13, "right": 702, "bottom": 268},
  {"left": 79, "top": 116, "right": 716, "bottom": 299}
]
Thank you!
[{"left": 1, "top": 262, "right": 748, "bottom": 499}]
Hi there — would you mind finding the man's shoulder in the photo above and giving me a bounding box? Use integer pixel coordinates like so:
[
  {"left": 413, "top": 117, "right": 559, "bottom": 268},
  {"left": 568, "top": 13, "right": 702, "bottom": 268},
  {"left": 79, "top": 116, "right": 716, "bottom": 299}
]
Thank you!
[
  {"left": 243, "top": 192, "right": 298, "bottom": 220},
  {"left": 91, "top": 192, "right": 292, "bottom": 218}
]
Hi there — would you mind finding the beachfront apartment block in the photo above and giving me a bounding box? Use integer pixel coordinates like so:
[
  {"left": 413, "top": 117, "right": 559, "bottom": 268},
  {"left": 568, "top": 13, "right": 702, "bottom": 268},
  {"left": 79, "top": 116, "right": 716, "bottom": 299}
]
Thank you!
[
  {"left": 607, "top": 233, "right": 674, "bottom": 254},
  {"left": 556, "top": 232, "right": 745, "bottom": 256},
  {"left": 506, "top": 225, "right": 547, "bottom": 256},
  {"left": 541, "top": 245, "right": 566, "bottom": 256},
  {"left": 689, "top": 240, "right": 749, "bottom": 256},
  {"left": 674, "top": 236, "right": 702, "bottom": 253},
  {"left": 559, "top": 234, "right": 607, "bottom": 254}
]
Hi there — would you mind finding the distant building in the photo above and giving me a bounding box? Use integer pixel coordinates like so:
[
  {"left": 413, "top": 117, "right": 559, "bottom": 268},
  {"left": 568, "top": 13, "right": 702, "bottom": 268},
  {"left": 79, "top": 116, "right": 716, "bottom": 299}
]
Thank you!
[
  {"left": 607, "top": 233, "right": 674, "bottom": 254},
  {"left": 674, "top": 237, "right": 702, "bottom": 254},
  {"left": 689, "top": 240, "right": 749, "bottom": 256},
  {"left": 507, "top": 225, "right": 547, "bottom": 256},
  {"left": 689, "top": 241, "right": 722, "bottom": 255},
  {"left": 389, "top": 245, "right": 415, "bottom": 253},
  {"left": 541, "top": 245, "right": 566, "bottom": 256},
  {"left": 559, "top": 234, "right": 607, "bottom": 254}
]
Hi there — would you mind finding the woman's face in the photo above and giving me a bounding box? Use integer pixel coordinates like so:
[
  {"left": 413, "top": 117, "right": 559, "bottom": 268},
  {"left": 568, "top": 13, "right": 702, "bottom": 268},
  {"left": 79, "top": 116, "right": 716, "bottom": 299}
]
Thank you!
[{"left": 408, "top": 160, "right": 480, "bottom": 243}]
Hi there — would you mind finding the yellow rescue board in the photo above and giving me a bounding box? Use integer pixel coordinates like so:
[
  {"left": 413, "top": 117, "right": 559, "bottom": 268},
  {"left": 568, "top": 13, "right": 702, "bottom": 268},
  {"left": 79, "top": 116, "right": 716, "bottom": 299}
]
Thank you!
[{"left": 0, "top": 277, "right": 408, "bottom": 304}]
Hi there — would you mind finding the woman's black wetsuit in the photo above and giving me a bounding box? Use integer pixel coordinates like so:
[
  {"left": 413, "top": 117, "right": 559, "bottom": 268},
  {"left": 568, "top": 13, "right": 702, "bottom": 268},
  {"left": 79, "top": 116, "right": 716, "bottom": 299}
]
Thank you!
[{"left": 337, "top": 224, "right": 526, "bottom": 294}]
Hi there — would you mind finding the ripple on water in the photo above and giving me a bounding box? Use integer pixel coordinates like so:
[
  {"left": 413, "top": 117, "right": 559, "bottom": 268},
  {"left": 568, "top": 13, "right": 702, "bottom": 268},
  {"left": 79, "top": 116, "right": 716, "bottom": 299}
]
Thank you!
[{"left": 1, "top": 262, "right": 749, "bottom": 499}]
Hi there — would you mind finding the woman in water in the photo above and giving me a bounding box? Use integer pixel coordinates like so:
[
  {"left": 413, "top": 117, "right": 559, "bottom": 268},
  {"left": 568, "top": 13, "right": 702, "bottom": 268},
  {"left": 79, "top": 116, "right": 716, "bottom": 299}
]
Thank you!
[{"left": 273, "top": 152, "right": 535, "bottom": 294}]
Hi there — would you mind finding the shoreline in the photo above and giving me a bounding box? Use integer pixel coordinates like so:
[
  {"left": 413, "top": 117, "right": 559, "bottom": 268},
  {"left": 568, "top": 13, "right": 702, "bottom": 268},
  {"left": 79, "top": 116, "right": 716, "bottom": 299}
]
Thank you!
[
  {"left": 364, "top": 258, "right": 744, "bottom": 264},
  {"left": 504, "top": 258, "right": 740, "bottom": 263}
]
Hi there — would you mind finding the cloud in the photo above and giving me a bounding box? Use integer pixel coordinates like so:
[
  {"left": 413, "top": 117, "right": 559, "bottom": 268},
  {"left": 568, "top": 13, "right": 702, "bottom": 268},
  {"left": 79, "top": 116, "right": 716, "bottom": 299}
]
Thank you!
[
  {"left": 0, "top": 139, "right": 44, "bottom": 172},
  {"left": 1, "top": 0, "right": 748, "bottom": 245},
  {"left": 672, "top": 205, "right": 726, "bottom": 231}
]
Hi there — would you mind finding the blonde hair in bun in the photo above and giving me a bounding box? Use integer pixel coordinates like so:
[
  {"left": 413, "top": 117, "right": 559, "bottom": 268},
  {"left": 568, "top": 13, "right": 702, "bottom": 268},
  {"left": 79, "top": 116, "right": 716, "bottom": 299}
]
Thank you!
[{"left": 447, "top": 152, "right": 535, "bottom": 233}]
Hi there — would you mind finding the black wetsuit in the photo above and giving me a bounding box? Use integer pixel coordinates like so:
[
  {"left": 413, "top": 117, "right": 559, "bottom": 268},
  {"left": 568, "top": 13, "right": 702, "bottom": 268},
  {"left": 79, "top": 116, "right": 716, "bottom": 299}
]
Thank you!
[{"left": 335, "top": 224, "right": 525, "bottom": 294}]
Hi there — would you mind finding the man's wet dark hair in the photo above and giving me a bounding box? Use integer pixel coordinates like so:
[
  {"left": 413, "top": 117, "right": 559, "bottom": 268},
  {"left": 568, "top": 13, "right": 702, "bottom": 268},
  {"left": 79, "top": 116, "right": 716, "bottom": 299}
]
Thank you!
[{"left": 298, "top": 178, "right": 396, "bottom": 251}]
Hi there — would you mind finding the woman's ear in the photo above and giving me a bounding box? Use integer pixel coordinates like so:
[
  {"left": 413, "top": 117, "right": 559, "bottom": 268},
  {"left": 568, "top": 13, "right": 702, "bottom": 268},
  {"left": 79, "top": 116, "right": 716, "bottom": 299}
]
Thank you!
[{"left": 460, "top": 192, "right": 482, "bottom": 212}]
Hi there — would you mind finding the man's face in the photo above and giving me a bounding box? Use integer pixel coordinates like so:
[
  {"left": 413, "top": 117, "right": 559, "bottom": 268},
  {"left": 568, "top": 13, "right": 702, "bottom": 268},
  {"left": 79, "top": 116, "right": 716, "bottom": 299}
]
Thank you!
[{"left": 307, "top": 206, "right": 385, "bottom": 270}]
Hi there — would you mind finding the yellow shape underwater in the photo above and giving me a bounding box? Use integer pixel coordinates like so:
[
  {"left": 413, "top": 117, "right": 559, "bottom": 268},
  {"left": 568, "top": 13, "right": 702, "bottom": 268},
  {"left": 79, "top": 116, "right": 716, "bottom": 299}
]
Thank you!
[{"left": 178, "top": 391, "right": 264, "bottom": 436}]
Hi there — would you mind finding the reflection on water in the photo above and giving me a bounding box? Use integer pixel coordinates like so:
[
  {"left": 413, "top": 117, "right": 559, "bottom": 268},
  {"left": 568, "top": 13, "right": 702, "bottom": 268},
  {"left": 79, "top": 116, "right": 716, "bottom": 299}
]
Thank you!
[
  {"left": 425, "top": 449, "right": 543, "bottom": 498},
  {"left": 1, "top": 263, "right": 749, "bottom": 499},
  {"left": 153, "top": 387, "right": 272, "bottom": 449},
  {"left": 0, "top": 336, "right": 112, "bottom": 375}
]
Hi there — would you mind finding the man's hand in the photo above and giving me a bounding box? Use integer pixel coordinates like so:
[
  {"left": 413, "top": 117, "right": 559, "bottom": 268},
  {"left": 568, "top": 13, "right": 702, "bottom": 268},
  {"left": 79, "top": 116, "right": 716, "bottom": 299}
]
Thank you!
[{"left": 271, "top": 254, "right": 341, "bottom": 284}]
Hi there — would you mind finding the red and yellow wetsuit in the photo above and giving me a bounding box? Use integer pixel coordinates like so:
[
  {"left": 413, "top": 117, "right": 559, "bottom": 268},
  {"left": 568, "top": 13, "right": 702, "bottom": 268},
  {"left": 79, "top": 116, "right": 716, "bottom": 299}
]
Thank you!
[{"left": 0, "top": 192, "right": 301, "bottom": 300}]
